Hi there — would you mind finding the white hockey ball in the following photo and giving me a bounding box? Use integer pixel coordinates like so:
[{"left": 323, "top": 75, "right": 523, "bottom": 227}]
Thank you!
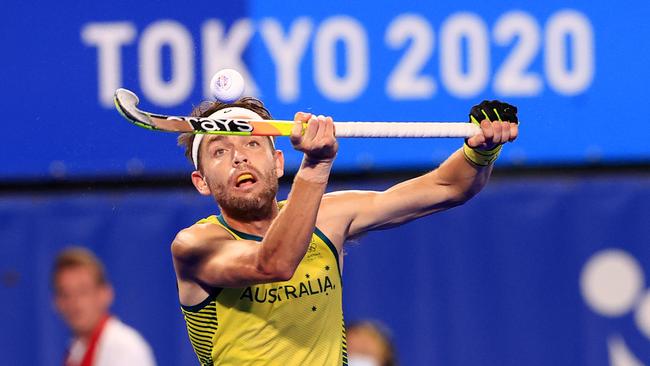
[{"left": 210, "top": 69, "right": 245, "bottom": 103}]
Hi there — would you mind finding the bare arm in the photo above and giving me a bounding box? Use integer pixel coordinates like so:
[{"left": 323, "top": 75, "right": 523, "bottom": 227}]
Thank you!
[
  {"left": 325, "top": 147, "right": 490, "bottom": 237},
  {"left": 172, "top": 113, "right": 338, "bottom": 289},
  {"left": 320, "top": 114, "right": 519, "bottom": 239}
]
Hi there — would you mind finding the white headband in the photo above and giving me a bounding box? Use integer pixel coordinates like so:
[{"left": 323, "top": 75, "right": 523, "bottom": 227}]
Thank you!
[{"left": 191, "top": 107, "right": 266, "bottom": 170}]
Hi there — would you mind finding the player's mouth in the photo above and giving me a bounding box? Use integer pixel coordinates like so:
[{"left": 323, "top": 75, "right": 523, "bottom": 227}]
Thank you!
[{"left": 234, "top": 172, "right": 258, "bottom": 189}]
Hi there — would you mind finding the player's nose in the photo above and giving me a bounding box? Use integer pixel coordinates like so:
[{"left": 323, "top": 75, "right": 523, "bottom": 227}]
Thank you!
[{"left": 232, "top": 148, "right": 248, "bottom": 165}]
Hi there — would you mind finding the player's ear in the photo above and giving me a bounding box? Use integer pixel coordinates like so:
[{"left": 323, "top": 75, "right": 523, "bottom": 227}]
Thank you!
[
  {"left": 274, "top": 150, "right": 284, "bottom": 178},
  {"left": 191, "top": 171, "right": 212, "bottom": 196}
]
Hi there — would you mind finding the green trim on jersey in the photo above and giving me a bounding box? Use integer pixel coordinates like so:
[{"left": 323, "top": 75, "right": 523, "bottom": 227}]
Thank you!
[
  {"left": 314, "top": 226, "right": 342, "bottom": 283},
  {"left": 216, "top": 215, "right": 263, "bottom": 241}
]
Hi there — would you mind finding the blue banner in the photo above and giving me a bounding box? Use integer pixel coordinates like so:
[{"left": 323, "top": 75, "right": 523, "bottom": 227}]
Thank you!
[{"left": 2, "top": 1, "right": 649, "bottom": 179}]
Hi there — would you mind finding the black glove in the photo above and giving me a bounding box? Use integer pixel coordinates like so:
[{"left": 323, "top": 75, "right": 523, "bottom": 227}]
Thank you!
[{"left": 469, "top": 100, "right": 518, "bottom": 125}]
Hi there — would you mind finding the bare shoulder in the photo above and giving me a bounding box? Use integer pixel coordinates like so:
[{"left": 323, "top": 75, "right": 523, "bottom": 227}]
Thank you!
[
  {"left": 316, "top": 190, "right": 380, "bottom": 246},
  {"left": 171, "top": 222, "right": 232, "bottom": 263}
]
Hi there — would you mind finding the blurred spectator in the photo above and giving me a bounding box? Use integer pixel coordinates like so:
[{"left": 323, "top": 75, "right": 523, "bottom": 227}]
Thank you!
[
  {"left": 347, "top": 320, "right": 398, "bottom": 366},
  {"left": 52, "top": 247, "right": 156, "bottom": 366}
]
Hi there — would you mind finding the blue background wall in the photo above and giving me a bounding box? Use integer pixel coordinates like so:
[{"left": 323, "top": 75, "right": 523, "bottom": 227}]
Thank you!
[{"left": 2, "top": 0, "right": 650, "bottom": 365}]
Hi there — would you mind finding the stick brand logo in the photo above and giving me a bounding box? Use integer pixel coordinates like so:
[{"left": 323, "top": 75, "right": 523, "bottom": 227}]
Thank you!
[{"left": 169, "top": 117, "right": 254, "bottom": 133}]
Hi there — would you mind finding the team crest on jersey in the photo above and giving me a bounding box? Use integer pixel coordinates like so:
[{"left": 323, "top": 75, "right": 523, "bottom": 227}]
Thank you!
[{"left": 305, "top": 240, "right": 322, "bottom": 261}]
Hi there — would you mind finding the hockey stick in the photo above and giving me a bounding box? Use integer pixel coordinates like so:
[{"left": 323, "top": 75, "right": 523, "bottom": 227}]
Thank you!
[{"left": 114, "top": 88, "right": 480, "bottom": 138}]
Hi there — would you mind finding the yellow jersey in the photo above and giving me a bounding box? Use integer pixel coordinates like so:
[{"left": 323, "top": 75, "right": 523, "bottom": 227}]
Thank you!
[{"left": 180, "top": 214, "right": 347, "bottom": 366}]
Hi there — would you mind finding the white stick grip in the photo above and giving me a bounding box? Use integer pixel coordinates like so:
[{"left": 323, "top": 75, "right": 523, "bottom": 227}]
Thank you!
[{"left": 333, "top": 122, "right": 480, "bottom": 138}]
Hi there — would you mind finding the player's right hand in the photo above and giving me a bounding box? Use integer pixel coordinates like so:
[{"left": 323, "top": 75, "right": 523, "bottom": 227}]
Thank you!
[{"left": 290, "top": 112, "right": 338, "bottom": 162}]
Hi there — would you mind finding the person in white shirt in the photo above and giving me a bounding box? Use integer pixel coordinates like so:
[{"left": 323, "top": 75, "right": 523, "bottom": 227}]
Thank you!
[{"left": 52, "top": 247, "right": 156, "bottom": 366}]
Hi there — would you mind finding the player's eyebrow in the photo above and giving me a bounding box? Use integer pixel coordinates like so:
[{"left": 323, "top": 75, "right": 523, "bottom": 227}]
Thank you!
[{"left": 205, "top": 136, "right": 228, "bottom": 147}]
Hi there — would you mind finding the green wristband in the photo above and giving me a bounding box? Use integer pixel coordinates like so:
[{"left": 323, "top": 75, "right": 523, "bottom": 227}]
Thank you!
[{"left": 462, "top": 144, "right": 502, "bottom": 166}]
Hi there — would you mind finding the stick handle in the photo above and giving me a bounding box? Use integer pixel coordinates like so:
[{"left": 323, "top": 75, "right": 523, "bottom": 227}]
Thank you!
[
  {"left": 255, "top": 120, "right": 480, "bottom": 138},
  {"left": 333, "top": 122, "right": 480, "bottom": 138}
]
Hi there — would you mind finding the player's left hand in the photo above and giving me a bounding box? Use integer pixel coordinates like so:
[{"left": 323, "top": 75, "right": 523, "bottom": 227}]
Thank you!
[{"left": 465, "top": 100, "right": 519, "bottom": 151}]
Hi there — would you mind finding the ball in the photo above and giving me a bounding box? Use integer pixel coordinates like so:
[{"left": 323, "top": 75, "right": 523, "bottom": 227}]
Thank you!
[{"left": 210, "top": 69, "right": 245, "bottom": 103}]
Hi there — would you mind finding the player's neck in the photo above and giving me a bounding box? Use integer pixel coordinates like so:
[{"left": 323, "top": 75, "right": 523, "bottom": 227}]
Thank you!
[{"left": 220, "top": 201, "right": 279, "bottom": 237}]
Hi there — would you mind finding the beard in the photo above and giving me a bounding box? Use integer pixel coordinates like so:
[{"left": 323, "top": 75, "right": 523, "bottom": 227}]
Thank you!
[{"left": 210, "top": 167, "right": 279, "bottom": 222}]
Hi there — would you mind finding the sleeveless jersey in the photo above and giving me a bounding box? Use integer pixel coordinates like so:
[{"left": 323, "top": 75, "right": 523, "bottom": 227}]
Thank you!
[{"left": 180, "top": 214, "right": 347, "bottom": 366}]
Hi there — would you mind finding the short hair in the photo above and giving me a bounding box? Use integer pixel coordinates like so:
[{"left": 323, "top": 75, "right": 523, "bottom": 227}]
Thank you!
[
  {"left": 347, "top": 320, "right": 398, "bottom": 366},
  {"left": 52, "top": 247, "right": 108, "bottom": 286},
  {"left": 177, "top": 97, "right": 274, "bottom": 170}
]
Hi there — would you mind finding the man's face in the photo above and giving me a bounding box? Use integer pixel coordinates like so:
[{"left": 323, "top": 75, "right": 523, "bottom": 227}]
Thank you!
[
  {"left": 53, "top": 266, "right": 112, "bottom": 336},
  {"left": 347, "top": 328, "right": 387, "bottom": 366},
  {"left": 197, "top": 134, "right": 284, "bottom": 221}
]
